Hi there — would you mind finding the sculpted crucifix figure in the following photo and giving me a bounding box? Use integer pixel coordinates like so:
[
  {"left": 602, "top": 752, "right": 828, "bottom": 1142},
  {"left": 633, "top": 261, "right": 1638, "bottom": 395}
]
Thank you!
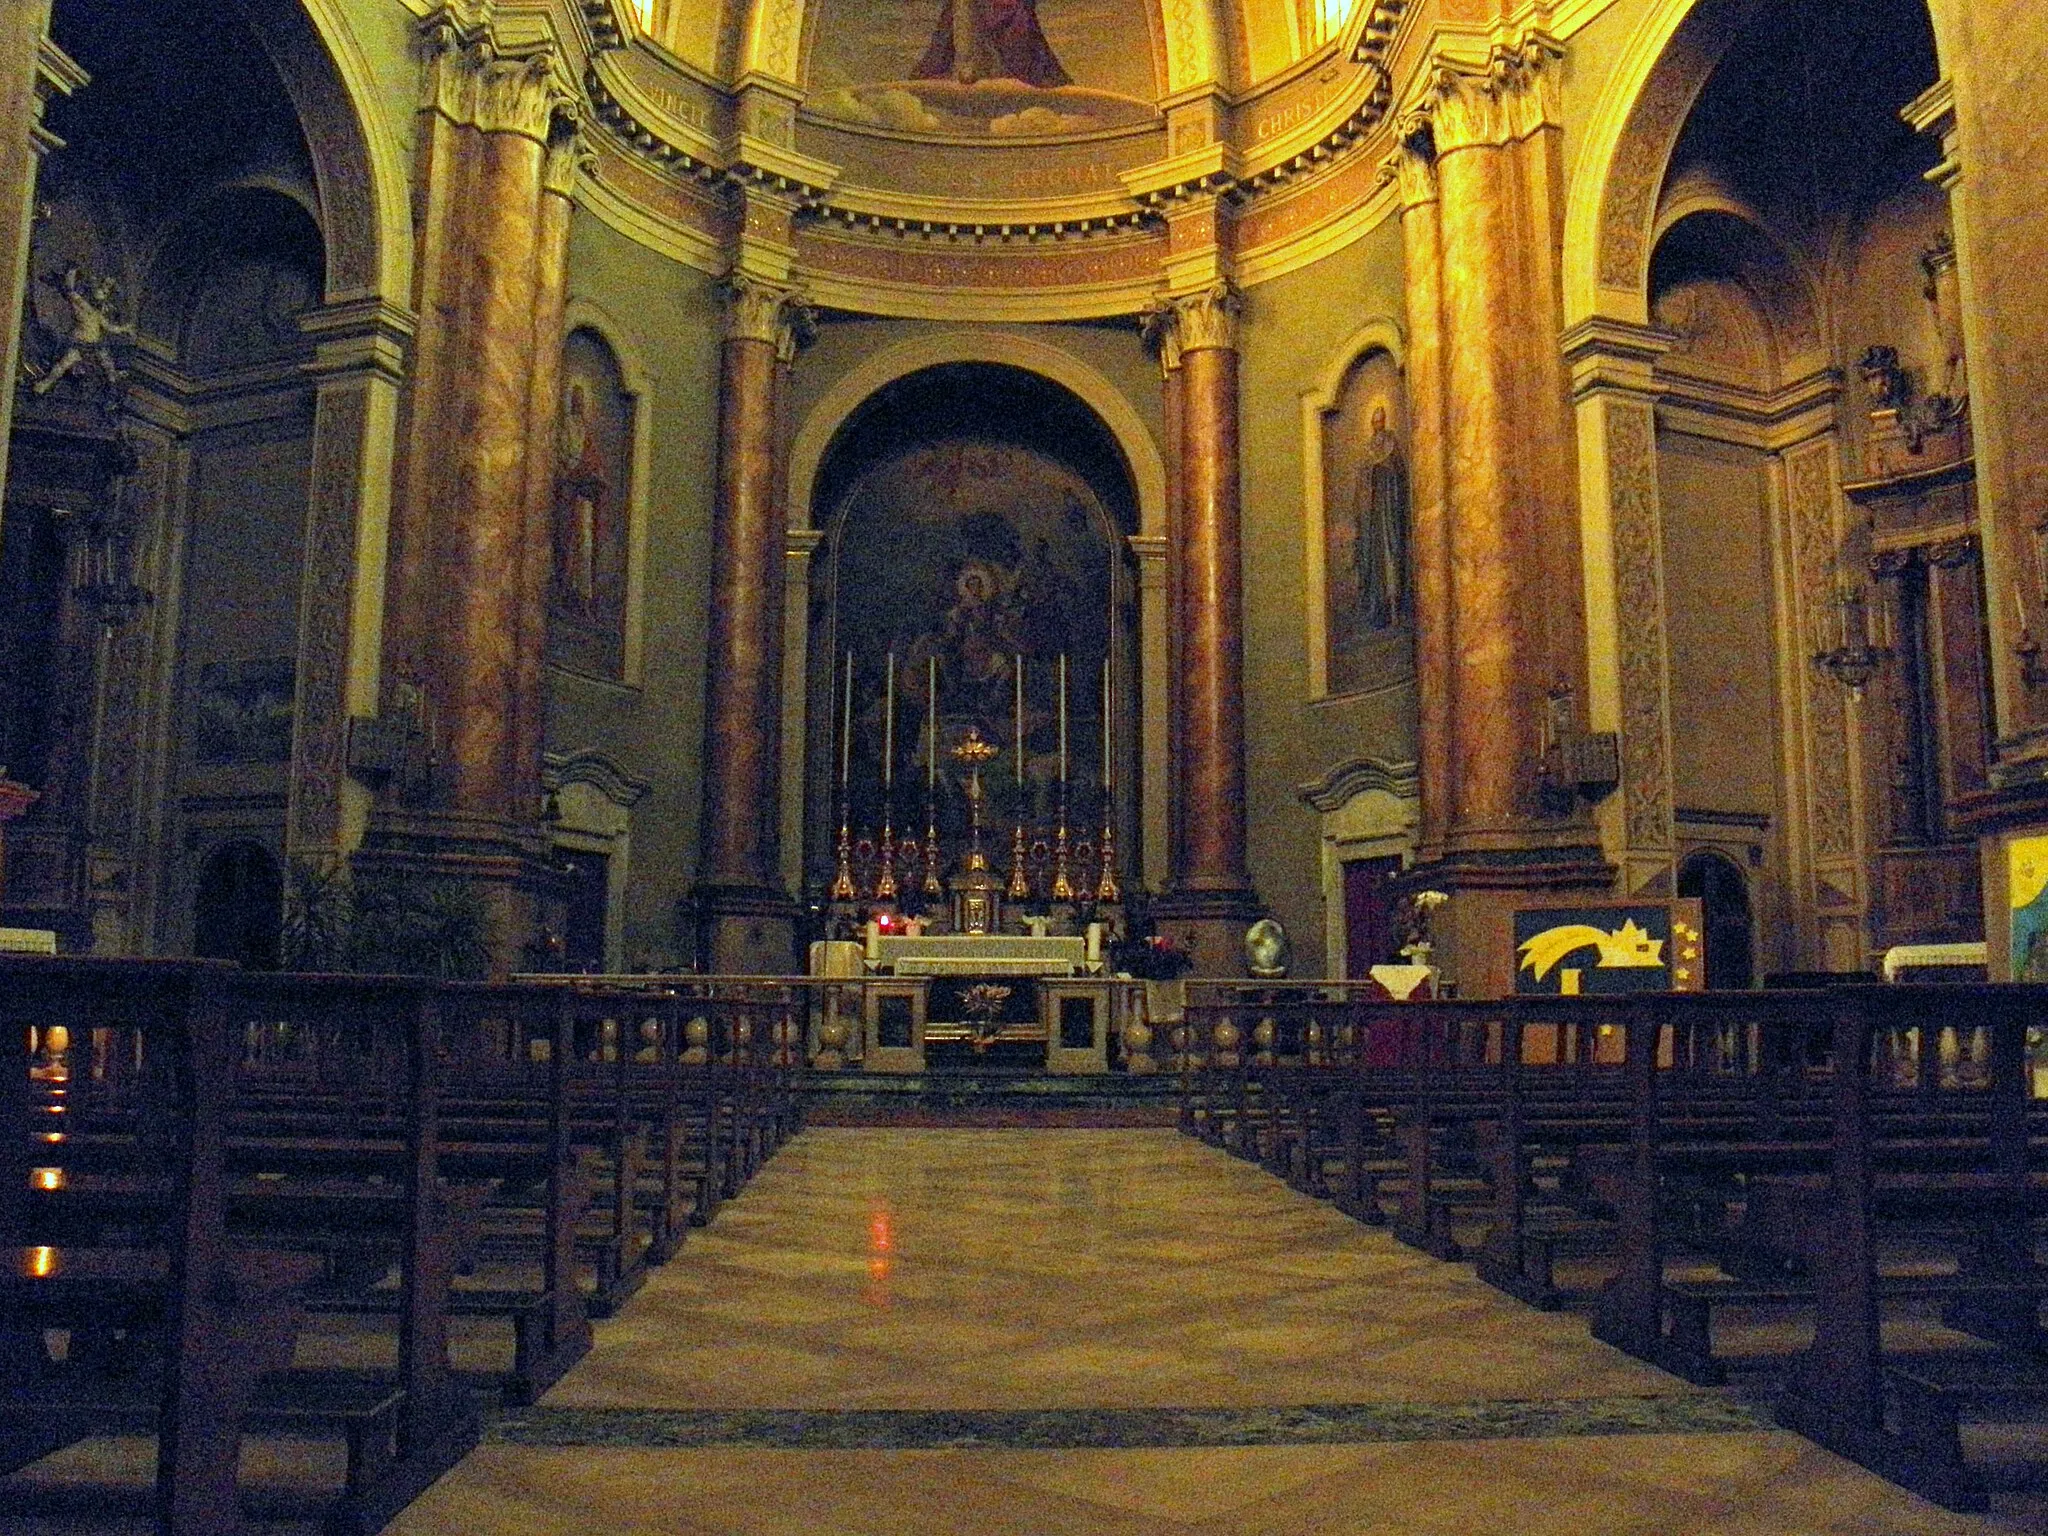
[{"left": 915, "top": 0, "right": 1071, "bottom": 88}]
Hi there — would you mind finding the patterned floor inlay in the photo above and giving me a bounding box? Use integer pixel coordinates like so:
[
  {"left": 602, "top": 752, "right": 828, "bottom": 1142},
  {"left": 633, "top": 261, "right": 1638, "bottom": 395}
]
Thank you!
[{"left": 490, "top": 1395, "right": 1770, "bottom": 1451}]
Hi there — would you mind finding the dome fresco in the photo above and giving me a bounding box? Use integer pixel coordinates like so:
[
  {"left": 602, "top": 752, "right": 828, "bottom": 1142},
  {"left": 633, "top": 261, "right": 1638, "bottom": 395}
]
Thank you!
[
  {"left": 647, "top": 0, "right": 1345, "bottom": 92},
  {"left": 805, "top": 0, "right": 1162, "bottom": 138}
]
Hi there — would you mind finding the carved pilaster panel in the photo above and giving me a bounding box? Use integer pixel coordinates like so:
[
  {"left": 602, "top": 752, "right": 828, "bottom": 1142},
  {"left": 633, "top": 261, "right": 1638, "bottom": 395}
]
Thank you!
[
  {"left": 289, "top": 383, "right": 370, "bottom": 852},
  {"left": 1607, "top": 400, "right": 1673, "bottom": 853},
  {"left": 1786, "top": 440, "right": 1857, "bottom": 867}
]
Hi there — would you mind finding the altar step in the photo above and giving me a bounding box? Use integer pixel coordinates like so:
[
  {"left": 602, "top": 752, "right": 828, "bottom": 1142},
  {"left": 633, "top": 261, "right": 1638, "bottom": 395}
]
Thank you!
[{"left": 798, "top": 1069, "right": 1177, "bottom": 1127}]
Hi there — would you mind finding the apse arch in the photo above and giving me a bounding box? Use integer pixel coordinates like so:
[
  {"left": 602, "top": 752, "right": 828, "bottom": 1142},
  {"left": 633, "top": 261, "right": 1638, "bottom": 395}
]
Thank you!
[{"left": 789, "top": 331, "right": 1166, "bottom": 537}]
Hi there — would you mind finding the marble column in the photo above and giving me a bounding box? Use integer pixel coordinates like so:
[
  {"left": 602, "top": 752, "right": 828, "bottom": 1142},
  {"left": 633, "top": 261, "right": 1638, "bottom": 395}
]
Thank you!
[
  {"left": 359, "top": 9, "right": 580, "bottom": 975},
  {"left": 1152, "top": 286, "right": 1260, "bottom": 971},
  {"left": 695, "top": 277, "right": 811, "bottom": 973},
  {"left": 1386, "top": 130, "right": 1451, "bottom": 865},
  {"left": 1396, "top": 37, "right": 1611, "bottom": 997}
]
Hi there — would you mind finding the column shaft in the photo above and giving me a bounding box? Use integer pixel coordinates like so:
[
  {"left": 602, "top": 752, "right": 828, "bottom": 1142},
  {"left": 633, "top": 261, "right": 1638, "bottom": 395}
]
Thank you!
[
  {"left": 442, "top": 126, "right": 546, "bottom": 819},
  {"left": 699, "top": 331, "right": 786, "bottom": 891},
  {"left": 1396, "top": 165, "right": 1452, "bottom": 861},
  {"left": 1176, "top": 339, "right": 1250, "bottom": 893},
  {"left": 1436, "top": 139, "right": 1539, "bottom": 838}
]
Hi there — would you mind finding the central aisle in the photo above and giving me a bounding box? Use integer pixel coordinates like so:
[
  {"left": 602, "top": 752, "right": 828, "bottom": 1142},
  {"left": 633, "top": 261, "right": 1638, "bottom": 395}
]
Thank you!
[{"left": 392, "top": 1129, "right": 2027, "bottom": 1534}]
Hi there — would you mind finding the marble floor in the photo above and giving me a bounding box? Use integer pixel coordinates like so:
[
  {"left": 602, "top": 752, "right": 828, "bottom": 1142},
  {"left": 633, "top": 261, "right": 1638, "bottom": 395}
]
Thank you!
[
  {"left": 6, "top": 1129, "right": 2040, "bottom": 1533},
  {"left": 386, "top": 1128, "right": 2038, "bottom": 1535}
]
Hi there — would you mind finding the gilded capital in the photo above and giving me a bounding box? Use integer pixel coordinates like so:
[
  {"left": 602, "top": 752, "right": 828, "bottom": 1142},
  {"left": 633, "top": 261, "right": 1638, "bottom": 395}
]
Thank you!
[
  {"left": 543, "top": 126, "right": 593, "bottom": 199},
  {"left": 1170, "top": 282, "right": 1242, "bottom": 355},
  {"left": 1140, "top": 299, "right": 1184, "bottom": 375},
  {"left": 724, "top": 275, "right": 814, "bottom": 361},
  {"left": 419, "top": 4, "right": 578, "bottom": 145},
  {"left": 1376, "top": 119, "right": 1438, "bottom": 211},
  {"left": 1417, "top": 32, "right": 1562, "bottom": 156}
]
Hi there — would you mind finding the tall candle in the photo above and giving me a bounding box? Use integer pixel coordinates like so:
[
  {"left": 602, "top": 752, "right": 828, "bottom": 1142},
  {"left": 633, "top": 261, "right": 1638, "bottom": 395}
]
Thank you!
[
  {"left": 1058, "top": 653, "right": 1069, "bottom": 785},
  {"left": 840, "top": 652, "right": 853, "bottom": 791},
  {"left": 2016, "top": 581, "right": 2029, "bottom": 634},
  {"left": 1102, "top": 657, "right": 1112, "bottom": 793},
  {"left": 883, "top": 652, "right": 895, "bottom": 791},
  {"left": 1015, "top": 655, "right": 1025, "bottom": 786},
  {"left": 927, "top": 655, "right": 938, "bottom": 791}
]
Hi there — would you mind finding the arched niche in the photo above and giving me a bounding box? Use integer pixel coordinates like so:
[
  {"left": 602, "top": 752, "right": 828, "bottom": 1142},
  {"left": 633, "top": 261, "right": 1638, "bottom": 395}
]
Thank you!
[
  {"left": 1298, "top": 317, "right": 1411, "bottom": 702},
  {"left": 144, "top": 184, "right": 326, "bottom": 371},
  {"left": 798, "top": 362, "right": 1146, "bottom": 904}
]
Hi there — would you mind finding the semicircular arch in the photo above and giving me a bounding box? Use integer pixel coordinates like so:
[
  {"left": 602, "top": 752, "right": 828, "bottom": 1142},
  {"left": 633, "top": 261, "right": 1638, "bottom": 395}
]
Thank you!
[{"left": 790, "top": 330, "right": 1166, "bottom": 538}]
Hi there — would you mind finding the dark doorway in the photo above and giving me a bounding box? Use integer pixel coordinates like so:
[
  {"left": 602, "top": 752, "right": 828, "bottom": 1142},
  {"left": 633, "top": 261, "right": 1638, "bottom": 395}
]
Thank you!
[
  {"left": 1342, "top": 856, "right": 1405, "bottom": 980},
  {"left": 1678, "top": 851, "right": 1755, "bottom": 991},
  {"left": 192, "top": 840, "right": 282, "bottom": 970},
  {"left": 558, "top": 849, "right": 610, "bottom": 974}
]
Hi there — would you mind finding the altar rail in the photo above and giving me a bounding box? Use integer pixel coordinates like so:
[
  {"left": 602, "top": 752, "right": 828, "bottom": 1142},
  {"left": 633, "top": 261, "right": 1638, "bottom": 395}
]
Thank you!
[{"left": 519, "top": 974, "right": 1152, "bottom": 1075}]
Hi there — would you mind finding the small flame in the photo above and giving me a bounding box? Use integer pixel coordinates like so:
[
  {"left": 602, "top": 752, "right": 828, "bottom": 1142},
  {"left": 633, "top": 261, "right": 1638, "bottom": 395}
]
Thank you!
[{"left": 23, "top": 1246, "right": 59, "bottom": 1279}]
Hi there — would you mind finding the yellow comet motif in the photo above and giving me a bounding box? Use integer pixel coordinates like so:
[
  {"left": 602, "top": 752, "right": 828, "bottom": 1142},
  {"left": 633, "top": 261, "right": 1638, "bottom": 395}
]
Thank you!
[{"left": 1518, "top": 920, "right": 1667, "bottom": 983}]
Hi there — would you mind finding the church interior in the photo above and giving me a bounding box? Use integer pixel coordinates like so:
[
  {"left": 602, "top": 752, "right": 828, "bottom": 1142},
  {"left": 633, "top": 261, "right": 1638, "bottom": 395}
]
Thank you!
[{"left": 4, "top": 0, "right": 2048, "bottom": 1529}]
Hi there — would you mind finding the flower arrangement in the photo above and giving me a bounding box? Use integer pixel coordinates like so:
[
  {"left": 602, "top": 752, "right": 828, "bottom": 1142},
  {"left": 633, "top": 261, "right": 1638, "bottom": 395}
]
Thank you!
[
  {"left": 1399, "top": 890, "right": 1450, "bottom": 965},
  {"left": 1112, "top": 933, "right": 1194, "bottom": 981}
]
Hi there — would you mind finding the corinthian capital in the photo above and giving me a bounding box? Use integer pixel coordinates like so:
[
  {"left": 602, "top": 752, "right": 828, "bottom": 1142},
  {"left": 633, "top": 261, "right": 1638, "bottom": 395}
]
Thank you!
[
  {"left": 420, "top": 3, "right": 578, "bottom": 144},
  {"left": 1417, "top": 31, "right": 1562, "bottom": 155},
  {"left": 1375, "top": 116, "right": 1439, "bottom": 211},
  {"left": 724, "top": 275, "right": 815, "bottom": 361},
  {"left": 1140, "top": 299, "right": 1184, "bottom": 375},
  {"left": 1170, "top": 282, "right": 1243, "bottom": 355}
]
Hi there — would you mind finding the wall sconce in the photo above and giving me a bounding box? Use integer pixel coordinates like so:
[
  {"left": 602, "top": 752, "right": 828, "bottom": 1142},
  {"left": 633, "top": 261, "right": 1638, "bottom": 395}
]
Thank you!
[
  {"left": 64, "top": 508, "right": 152, "bottom": 635},
  {"left": 1813, "top": 577, "right": 1890, "bottom": 699}
]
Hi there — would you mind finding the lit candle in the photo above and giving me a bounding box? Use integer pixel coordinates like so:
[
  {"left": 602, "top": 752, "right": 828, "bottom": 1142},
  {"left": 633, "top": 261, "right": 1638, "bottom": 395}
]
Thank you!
[
  {"left": 927, "top": 655, "right": 938, "bottom": 791},
  {"left": 883, "top": 652, "right": 895, "bottom": 791},
  {"left": 1058, "top": 653, "right": 1069, "bottom": 785},
  {"left": 1102, "top": 657, "right": 1112, "bottom": 794},
  {"left": 840, "top": 652, "right": 853, "bottom": 791},
  {"left": 1015, "top": 655, "right": 1025, "bottom": 786}
]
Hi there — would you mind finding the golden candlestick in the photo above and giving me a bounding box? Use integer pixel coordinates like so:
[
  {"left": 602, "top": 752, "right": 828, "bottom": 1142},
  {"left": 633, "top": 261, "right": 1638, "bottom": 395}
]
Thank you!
[
  {"left": 922, "top": 799, "right": 944, "bottom": 900},
  {"left": 830, "top": 815, "right": 857, "bottom": 901},
  {"left": 1051, "top": 790, "right": 1075, "bottom": 904},
  {"left": 1095, "top": 817, "right": 1121, "bottom": 905},
  {"left": 1008, "top": 819, "right": 1031, "bottom": 900},
  {"left": 875, "top": 813, "right": 899, "bottom": 902}
]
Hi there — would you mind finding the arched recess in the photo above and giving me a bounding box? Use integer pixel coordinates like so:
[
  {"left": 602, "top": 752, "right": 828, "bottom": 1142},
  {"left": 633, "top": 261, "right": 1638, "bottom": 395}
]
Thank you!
[
  {"left": 783, "top": 333, "right": 1171, "bottom": 894},
  {"left": 1298, "top": 316, "right": 1407, "bottom": 701},
  {"left": 1567, "top": 0, "right": 1950, "bottom": 969},
  {"left": 790, "top": 332, "right": 1165, "bottom": 537},
  {"left": 559, "top": 297, "right": 659, "bottom": 689},
  {"left": 235, "top": 0, "right": 410, "bottom": 305}
]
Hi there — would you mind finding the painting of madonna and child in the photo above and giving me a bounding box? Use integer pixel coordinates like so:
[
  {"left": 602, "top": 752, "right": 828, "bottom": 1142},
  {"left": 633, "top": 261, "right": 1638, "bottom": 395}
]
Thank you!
[{"left": 807, "top": 0, "right": 1159, "bottom": 137}]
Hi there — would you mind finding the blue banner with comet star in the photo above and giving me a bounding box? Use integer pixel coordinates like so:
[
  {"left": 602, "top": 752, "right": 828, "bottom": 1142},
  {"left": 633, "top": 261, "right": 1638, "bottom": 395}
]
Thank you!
[{"left": 1513, "top": 903, "right": 1705, "bottom": 995}]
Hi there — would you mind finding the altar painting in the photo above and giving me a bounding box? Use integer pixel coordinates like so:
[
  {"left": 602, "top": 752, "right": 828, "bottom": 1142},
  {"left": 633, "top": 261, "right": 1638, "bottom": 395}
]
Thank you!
[
  {"left": 547, "top": 328, "right": 634, "bottom": 681},
  {"left": 807, "top": 0, "right": 1159, "bottom": 137},
  {"left": 830, "top": 438, "right": 1121, "bottom": 838}
]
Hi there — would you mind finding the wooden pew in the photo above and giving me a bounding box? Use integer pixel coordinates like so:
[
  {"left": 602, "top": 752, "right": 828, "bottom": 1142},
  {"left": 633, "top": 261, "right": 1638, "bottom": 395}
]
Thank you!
[{"left": 0, "top": 959, "right": 479, "bottom": 1536}]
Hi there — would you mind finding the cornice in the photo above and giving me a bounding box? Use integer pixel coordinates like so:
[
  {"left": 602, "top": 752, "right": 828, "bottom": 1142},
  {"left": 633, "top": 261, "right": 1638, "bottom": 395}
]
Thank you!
[{"left": 1299, "top": 756, "right": 1420, "bottom": 814}]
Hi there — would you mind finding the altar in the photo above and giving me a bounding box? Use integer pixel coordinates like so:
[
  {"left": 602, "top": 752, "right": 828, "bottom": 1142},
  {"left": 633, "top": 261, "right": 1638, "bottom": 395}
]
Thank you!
[{"left": 812, "top": 928, "right": 1123, "bottom": 1075}]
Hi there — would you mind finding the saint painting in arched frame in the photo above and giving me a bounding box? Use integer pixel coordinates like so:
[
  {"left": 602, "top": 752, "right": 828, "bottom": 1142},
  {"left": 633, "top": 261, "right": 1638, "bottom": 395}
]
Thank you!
[{"left": 1308, "top": 342, "right": 1413, "bottom": 699}]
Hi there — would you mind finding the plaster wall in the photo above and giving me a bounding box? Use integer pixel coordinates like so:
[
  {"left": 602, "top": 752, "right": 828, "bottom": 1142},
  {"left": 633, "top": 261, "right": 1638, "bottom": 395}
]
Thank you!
[
  {"left": 1236, "top": 211, "right": 1412, "bottom": 976},
  {"left": 546, "top": 207, "right": 725, "bottom": 969}
]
